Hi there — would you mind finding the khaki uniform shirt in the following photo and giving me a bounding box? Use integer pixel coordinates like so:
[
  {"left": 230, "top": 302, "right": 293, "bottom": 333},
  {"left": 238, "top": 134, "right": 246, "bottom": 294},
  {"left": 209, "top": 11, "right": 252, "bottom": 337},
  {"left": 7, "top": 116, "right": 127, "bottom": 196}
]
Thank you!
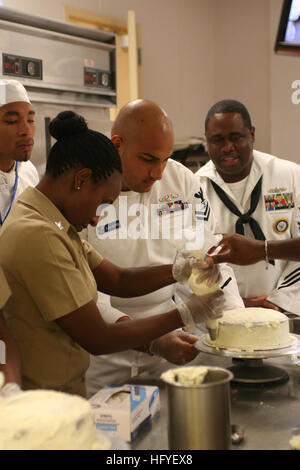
[
  {"left": 0, "top": 267, "right": 11, "bottom": 309},
  {"left": 0, "top": 187, "right": 103, "bottom": 396}
]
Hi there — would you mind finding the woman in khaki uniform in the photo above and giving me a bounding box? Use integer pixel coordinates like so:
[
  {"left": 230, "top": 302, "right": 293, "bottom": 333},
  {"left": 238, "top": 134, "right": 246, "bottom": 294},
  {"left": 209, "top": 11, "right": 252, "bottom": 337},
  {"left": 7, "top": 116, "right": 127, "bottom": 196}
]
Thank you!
[
  {"left": 0, "top": 267, "right": 21, "bottom": 386},
  {"left": 0, "top": 111, "right": 223, "bottom": 397}
]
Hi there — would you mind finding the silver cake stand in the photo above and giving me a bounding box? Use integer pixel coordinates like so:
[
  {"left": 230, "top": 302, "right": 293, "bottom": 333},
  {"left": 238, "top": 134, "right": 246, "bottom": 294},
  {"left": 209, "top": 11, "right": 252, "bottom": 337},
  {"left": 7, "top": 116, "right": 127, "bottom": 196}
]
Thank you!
[{"left": 195, "top": 334, "right": 300, "bottom": 385}]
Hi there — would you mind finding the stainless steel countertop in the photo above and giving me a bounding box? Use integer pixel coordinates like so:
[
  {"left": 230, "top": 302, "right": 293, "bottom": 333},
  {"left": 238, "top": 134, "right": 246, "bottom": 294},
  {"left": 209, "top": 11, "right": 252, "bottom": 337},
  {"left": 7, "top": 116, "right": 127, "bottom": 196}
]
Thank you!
[{"left": 129, "top": 349, "right": 300, "bottom": 450}]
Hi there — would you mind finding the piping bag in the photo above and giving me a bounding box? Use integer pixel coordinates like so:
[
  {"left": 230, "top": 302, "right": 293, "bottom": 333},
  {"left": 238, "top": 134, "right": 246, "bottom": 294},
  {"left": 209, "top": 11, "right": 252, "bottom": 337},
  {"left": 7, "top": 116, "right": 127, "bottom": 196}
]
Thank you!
[
  {"left": 169, "top": 229, "right": 224, "bottom": 340},
  {"left": 185, "top": 232, "right": 224, "bottom": 341},
  {"left": 205, "top": 320, "right": 219, "bottom": 341}
]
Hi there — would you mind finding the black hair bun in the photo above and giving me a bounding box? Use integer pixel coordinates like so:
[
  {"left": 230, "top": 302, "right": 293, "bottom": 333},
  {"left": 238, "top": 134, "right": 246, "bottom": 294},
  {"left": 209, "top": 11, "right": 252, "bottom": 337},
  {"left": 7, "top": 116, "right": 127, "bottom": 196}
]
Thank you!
[{"left": 49, "top": 110, "right": 88, "bottom": 140}]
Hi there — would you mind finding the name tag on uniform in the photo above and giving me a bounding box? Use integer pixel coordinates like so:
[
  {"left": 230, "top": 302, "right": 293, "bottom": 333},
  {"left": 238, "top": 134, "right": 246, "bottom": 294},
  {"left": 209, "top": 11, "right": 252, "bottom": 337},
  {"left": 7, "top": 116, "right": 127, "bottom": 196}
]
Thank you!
[
  {"left": 97, "top": 219, "right": 120, "bottom": 235},
  {"left": 264, "top": 192, "right": 294, "bottom": 211}
]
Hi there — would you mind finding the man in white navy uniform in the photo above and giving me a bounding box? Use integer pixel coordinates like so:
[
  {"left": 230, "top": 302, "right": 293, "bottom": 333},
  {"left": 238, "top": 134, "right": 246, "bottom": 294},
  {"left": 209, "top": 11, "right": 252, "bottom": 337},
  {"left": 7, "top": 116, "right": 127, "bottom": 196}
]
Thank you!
[
  {"left": 197, "top": 99, "right": 300, "bottom": 314},
  {"left": 0, "top": 79, "right": 38, "bottom": 227},
  {"left": 84, "top": 99, "right": 243, "bottom": 396}
]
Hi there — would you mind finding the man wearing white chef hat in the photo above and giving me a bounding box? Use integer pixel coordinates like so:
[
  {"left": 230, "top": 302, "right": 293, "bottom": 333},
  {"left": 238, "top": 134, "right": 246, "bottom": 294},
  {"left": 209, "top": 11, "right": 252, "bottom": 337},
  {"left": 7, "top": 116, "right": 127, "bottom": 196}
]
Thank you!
[
  {"left": 0, "top": 79, "right": 39, "bottom": 227},
  {"left": 84, "top": 99, "right": 244, "bottom": 396},
  {"left": 0, "top": 80, "right": 37, "bottom": 389}
]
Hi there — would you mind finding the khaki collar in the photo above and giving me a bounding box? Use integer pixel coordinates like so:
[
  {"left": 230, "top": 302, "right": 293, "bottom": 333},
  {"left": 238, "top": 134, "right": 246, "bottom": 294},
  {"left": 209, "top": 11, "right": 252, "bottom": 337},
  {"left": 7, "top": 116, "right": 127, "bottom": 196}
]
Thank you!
[{"left": 18, "top": 187, "right": 71, "bottom": 232}]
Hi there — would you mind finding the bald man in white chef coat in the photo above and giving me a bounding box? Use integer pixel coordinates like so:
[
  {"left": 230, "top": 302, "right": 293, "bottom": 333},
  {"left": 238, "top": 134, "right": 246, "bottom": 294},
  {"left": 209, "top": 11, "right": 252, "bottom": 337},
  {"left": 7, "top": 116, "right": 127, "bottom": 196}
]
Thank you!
[
  {"left": 0, "top": 80, "right": 39, "bottom": 227},
  {"left": 83, "top": 99, "right": 244, "bottom": 397}
]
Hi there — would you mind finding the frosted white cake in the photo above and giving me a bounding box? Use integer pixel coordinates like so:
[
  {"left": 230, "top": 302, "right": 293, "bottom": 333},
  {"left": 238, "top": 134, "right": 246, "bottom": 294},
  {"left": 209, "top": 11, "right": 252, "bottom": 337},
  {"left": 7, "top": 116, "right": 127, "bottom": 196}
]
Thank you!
[
  {"left": 208, "top": 307, "right": 292, "bottom": 352},
  {"left": 0, "top": 388, "right": 111, "bottom": 450},
  {"left": 161, "top": 366, "right": 208, "bottom": 386}
]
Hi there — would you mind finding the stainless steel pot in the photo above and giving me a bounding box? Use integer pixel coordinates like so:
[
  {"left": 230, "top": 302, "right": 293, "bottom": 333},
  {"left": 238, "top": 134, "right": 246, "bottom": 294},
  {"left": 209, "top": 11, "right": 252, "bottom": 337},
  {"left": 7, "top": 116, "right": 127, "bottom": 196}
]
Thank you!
[{"left": 161, "top": 366, "right": 233, "bottom": 450}]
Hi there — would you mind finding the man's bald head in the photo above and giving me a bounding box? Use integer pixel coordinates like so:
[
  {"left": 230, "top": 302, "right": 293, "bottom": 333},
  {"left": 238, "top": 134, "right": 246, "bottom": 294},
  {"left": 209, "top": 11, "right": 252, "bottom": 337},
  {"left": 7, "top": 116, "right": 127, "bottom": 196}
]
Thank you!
[
  {"left": 111, "top": 99, "right": 173, "bottom": 144},
  {"left": 111, "top": 99, "right": 174, "bottom": 193}
]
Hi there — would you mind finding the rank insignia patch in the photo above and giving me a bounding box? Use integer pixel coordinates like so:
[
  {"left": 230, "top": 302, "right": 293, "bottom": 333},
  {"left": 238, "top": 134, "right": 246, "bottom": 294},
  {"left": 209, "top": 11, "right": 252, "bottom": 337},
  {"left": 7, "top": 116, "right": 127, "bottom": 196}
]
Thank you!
[
  {"left": 264, "top": 192, "right": 294, "bottom": 211},
  {"left": 195, "top": 200, "right": 210, "bottom": 221},
  {"left": 273, "top": 218, "right": 289, "bottom": 234}
]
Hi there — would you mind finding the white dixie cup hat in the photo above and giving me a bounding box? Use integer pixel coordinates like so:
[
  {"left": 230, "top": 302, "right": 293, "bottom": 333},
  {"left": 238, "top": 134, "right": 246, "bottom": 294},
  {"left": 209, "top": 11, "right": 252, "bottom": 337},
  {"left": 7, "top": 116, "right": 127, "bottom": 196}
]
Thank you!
[{"left": 0, "top": 79, "right": 31, "bottom": 106}]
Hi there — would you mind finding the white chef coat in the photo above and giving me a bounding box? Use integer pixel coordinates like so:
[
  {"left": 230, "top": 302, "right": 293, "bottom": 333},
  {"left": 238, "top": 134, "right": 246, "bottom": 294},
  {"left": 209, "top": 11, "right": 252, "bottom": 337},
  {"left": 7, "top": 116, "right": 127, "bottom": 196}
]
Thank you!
[
  {"left": 196, "top": 150, "right": 300, "bottom": 315},
  {"left": 0, "top": 161, "right": 39, "bottom": 224},
  {"left": 84, "top": 159, "right": 244, "bottom": 396}
]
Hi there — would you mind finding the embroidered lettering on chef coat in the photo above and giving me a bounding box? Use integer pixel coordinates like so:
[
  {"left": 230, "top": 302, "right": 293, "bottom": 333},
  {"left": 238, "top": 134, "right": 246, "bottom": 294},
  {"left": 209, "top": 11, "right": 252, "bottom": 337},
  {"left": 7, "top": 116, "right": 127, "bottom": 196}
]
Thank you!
[
  {"left": 156, "top": 200, "right": 189, "bottom": 216},
  {"left": 264, "top": 192, "right": 294, "bottom": 211},
  {"left": 267, "top": 187, "right": 287, "bottom": 194},
  {"left": 97, "top": 219, "right": 120, "bottom": 235},
  {"left": 273, "top": 218, "right": 289, "bottom": 234},
  {"left": 159, "top": 193, "right": 180, "bottom": 203}
]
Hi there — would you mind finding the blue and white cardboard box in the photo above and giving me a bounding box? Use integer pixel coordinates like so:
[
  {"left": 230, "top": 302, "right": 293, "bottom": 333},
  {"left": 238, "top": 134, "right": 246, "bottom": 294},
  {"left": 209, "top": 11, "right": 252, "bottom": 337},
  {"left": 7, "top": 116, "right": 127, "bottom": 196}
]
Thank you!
[{"left": 89, "top": 384, "right": 160, "bottom": 442}]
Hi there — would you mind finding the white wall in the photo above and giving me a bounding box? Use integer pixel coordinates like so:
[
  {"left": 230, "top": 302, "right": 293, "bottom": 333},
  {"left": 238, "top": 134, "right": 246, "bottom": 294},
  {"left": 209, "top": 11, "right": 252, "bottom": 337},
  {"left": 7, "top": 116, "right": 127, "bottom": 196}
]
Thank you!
[
  {"left": 212, "top": 0, "right": 300, "bottom": 164},
  {"left": 96, "top": 0, "right": 215, "bottom": 142},
  {"left": 270, "top": 0, "right": 300, "bottom": 163},
  {"left": 213, "top": 0, "right": 271, "bottom": 155},
  {"left": 3, "top": 0, "right": 99, "bottom": 20}
]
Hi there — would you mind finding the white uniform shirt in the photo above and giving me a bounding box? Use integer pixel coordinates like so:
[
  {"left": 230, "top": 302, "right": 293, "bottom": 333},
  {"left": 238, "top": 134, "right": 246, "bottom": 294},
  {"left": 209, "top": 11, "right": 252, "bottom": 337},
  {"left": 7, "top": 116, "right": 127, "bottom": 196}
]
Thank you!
[
  {"left": 197, "top": 150, "right": 300, "bottom": 315},
  {"left": 0, "top": 161, "right": 39, "bottom": 223},
  {"left": 84, "top": 159, "right": 243, "bottom": 394}
]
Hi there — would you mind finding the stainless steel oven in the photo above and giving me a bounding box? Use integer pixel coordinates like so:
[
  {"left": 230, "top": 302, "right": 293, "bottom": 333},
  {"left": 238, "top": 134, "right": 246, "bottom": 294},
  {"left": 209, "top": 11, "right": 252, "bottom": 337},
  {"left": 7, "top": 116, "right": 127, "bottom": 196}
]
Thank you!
[{"left": 0, "top": 6, "right": 117, "bottom": 176}]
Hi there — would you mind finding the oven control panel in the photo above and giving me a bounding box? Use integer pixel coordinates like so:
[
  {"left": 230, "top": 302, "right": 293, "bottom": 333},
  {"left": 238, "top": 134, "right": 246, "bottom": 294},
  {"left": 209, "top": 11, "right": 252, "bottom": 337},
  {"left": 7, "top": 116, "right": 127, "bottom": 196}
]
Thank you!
[
  {"left": 2, "top": 54, "right": 42, "bottom": 80},
  {"left": 84, "top": 67, "right": 112, "bottom": 89}
]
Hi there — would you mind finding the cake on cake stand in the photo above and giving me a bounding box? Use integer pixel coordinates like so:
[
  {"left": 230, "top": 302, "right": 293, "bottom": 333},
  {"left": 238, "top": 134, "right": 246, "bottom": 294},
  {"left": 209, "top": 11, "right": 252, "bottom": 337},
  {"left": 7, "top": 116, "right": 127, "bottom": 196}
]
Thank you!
[{"left": 195, "top": 334, "right": 300, "bottom": 385}]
